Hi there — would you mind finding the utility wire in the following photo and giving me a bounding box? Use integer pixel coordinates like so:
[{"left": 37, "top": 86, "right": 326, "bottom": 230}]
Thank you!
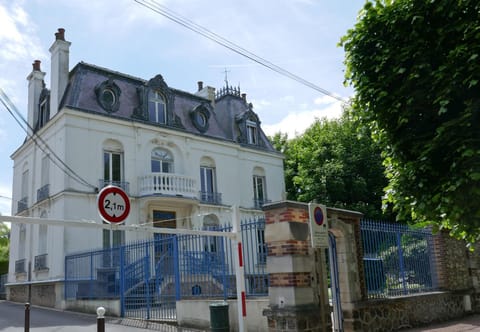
[
  {"left": 0, "top": 88, "right": 97, "bottom": 190},
  {"left": 134, "top": 0, "right": 346, "bottom": 103}
]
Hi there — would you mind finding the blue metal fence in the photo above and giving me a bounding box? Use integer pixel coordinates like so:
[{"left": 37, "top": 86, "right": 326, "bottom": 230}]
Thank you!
[
  {"left": 361, "top": 219, "right": 438, "bottom": 298},
  {"left": 65, "top": 218, "right": 268, "bottom": 319}
]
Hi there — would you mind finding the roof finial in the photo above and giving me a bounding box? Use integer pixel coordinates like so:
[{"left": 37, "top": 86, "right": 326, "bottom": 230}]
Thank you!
[{"left": 223, "top": 68, "right": 230, "bottom": 87}]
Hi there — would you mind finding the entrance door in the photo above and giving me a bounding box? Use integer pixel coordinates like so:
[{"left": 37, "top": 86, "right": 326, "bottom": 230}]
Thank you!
[{"left": 153, "top": 210, "right": 176, "bottom": 257}]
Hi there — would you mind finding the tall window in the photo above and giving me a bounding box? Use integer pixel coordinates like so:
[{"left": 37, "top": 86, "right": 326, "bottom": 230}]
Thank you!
[
  {"left": 151, "top": 148, "right": 173, "bottom": 173},
  {"left": 253, "top": 175, "right": 267, "bottom": 208},
  {"left": 148, "top": 90, "right": 166, "bottom": 124},
  {"left": 38, "top": 98, "right": 48, "bottom": 128},
  {"left": 18, "top": 224, "right": 26, "bottom": 259},
  {"left": 38, "top": 224, "right": 48, "bottom": 254},
  {"left": 38, "top": 211, "right": 48, "bottom": 254},
  {"left": 200, "top": 166, "right": 216, "bottom": 200},
  {"left": 41, "top": 156, "right": 49, "bottom": 187},
  {"left": 21, "top": 169, "right": 29, "bottom": 199},
  {"left": 246, "top": 120, "right": 258, "bottom": 145},
  {"left": 104, "top": 151, "right": 123, "bottom": 183}
]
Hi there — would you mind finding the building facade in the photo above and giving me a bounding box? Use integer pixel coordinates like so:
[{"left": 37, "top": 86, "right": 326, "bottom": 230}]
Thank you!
[{"left": 7, "top": 29, "right": 284, "bottom": 306}]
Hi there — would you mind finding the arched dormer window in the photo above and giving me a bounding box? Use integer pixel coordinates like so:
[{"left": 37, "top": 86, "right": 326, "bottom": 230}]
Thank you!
[
  {"left": 148, "top": 90, "right": 166, "bottom": 124},
  {"left": 151, "top": 148, "right": 173, "bottom": 173},
  {"left": 132, "top": 75, "right": 184, "bottom": 128}
]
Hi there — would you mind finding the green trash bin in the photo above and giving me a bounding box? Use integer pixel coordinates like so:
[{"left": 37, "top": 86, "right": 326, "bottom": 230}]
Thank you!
[{"left": 209, "top": 301, "right": 229, "bottom": 331}]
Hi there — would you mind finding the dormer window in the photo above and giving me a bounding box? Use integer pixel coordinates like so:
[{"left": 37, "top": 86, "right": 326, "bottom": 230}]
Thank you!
[
  {"left": 95, "top": 78, "right": 121, "bottom": 113},
  {"left": 148, "top": 90, "right": 166, "bottom": 124},
  {"left": 36, "top": 88, "right": 50, "bottom": 131},
  {"left": 190, "top": 104, "right": 211, "bottom": 133},
  {"left": 246, "top": 120, "right": 258, "bottom": 145},
  {"left": 235, "top": 103, "right": 263, "bottom": 147}
]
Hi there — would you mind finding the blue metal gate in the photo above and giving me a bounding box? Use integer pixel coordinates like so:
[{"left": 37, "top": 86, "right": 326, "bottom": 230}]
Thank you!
[{"left": 122, "top": 235, "right": 178, "bottom": 321}]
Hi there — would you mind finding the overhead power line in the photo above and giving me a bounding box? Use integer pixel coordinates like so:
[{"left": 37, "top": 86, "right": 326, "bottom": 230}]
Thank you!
[
  {"left": 134, "top": 0, "right": 346, "bottom": 103},
  {"left": 0, "top": 88, "right": 97, "bottom": 190}
]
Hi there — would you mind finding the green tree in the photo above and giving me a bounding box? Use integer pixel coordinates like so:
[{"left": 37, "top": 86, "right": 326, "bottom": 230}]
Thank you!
[
  {"left": 271, "top": 114, "right": 389, "bottom": 219},
  {"left": 0, "top": 222, "right": 9, "bottom": 264},
  {"left": 341, "top": 0, "right": 480, "bottom": 244}
]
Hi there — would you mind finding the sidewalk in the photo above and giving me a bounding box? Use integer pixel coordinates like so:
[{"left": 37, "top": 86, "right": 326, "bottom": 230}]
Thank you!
[{"left": 403, "top": 314, "right": 480, "bottom": 331}]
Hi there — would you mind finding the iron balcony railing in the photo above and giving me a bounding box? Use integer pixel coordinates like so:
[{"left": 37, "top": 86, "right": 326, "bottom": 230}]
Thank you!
[
  {"left": 199, "top": 191, "right": 222, "bottom": 205},
  {"left": 15, "top": 259, "right": 26, "bottom": 274},
  {"left": 34, "top": 254, "right": 48, "bottom": 271},
  {"left": 36, "top": 184, "right": 50, "bottom": 202},
  {"left": 253, "top": 198, "right": 271, "bottom": 210},
  {"left": 17, "top": 197, "right": 28, "bottom": 214},
  {"left": 98, "top": 179, "right": 130, "bottom": 193},
  {"left": 138, "top": 173, "right": 196, "bottom": 198}
]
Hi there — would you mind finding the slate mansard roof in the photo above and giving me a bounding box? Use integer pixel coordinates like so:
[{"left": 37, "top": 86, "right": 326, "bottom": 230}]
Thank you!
[{"left": 58, "top": 62, "right": 277, "bottom": 153}]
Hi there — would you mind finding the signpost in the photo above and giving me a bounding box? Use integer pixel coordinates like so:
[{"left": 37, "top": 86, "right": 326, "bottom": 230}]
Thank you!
[
  {"left": 308, "top": 203, "right": 328, "bottom": 248},
  {"left": 97, "top": 186, "right": 130, "bottom": 224}
]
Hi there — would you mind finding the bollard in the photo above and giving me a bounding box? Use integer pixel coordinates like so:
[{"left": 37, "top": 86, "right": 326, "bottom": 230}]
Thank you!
[
  {"left": 96, "top": 306, "right": 106, "bottom": 332},
  {"left": 24, "top": 302, "right": 30, "bottom": 332}
]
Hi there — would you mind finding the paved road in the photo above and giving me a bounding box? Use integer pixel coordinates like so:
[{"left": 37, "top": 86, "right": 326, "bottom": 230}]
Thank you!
[
  {"left": 402, "top": 314, "right": 480, "bottom": 332},
  {"left": 0, "top": 301, "right": 204, "bottom": 332}
]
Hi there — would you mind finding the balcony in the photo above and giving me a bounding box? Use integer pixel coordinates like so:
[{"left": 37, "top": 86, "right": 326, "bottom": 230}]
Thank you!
[
  {"left": 37, "top": 184, "right": 50, "bottom": 202},
  {"left": 139, "top": 173, "right": 197, "bottom": 198},
  {"left": 34, "top": 254, "right": 48, "bottom": 271},
  {"left": 98, "top": 179, "right": 130, "bottom": 194},
  {"left": 17, "top": 197, "right": 28, "bottom": 214},
  {"left": 15, "top": 259, "right": 26, "bottom": 274},
  {"left": 199, "top": 191, "right": 222, "bottom": 205},
  {"left": 253, "top": 199, "right": 272, "bottom": 210}
]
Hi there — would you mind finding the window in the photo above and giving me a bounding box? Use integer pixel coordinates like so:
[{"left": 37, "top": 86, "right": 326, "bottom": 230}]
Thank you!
[
  {"left": 41, "top": 156, "right": 49, "bottom": 187},
  {"left": 38, "top": 98, "right": 49, "bottom": 128},
  {"left": 151, "top": 148, "right": 173, "bottom": 173},
  {"left": 21, "top": 170, "right": 29, "bottom": 199},
  {"left": 38, "top": 224, "right": 47, "bottom": 254},
  {"left": 103, "top": 225, "right": 124, "bottom": 248},
  {"left": 95, "top": 79, "right": 121, "bottom": 113},
  {"left": 253, "top": 175, "right": 267, "bottom": 208},
  {"left": 148, "top": 90, "right": 166, "bottom": 124},
  {"left": 200, "top": 166, "right": 216, "bottom": 202},
  {"left": 104, "top": 151, "right": 123, "bottom": 183},
  {"left": 246, "top": 120, "right": 258, "bottom": 144}
]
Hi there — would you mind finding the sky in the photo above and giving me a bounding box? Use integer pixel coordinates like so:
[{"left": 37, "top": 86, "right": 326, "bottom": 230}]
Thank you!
[{"left": 0, "top": 0, "right": 365, "bottom": 216}]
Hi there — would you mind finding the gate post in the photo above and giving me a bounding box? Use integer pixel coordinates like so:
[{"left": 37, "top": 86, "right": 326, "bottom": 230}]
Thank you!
[{"left": 262, "top": 201, "right": 331, "bottom": 332}]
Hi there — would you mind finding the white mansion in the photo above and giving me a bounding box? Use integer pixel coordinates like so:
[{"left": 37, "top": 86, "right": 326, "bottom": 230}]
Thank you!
[{"left": 7, "top": 29, "right": 285, "bottom": 306}]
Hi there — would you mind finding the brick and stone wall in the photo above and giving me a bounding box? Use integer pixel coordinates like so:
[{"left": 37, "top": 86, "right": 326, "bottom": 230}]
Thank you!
[{"left": 261, "top": 200, "right": 480, "bottom": 332}]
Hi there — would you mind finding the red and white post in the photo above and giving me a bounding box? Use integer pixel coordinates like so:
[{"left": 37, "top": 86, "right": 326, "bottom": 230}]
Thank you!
[{"left": 232, "top": 205, "right": 246, "bottom": 332}]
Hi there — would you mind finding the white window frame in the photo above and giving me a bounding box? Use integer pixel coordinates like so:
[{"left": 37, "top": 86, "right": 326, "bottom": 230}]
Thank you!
[
  {"left": 148, "top": 91, "right": 166, "bottom": 124},
  {"left": 103, "top": 150, "right": 123, "bottom": 183},
  {"left": 151, "top": 148, "right": 173, "bottom": 173},
  {"left": 246, "top": 120, "right": 258, "bottom": 144}
]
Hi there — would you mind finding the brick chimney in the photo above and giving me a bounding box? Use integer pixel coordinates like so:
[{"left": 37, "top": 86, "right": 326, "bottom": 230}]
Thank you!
[
  {"left": 195, "top": 81, "right": 216, "bottom": 107},
  {"left": 27, "top": 60, "right": 46, "bottom": 134},
  {"left": 49, "top": 28, "right": 71, "bottom": 117}
]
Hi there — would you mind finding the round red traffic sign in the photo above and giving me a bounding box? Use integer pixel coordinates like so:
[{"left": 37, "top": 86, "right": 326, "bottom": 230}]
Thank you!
[{"left": 97, "top": 186, "right": 130, "bottom": 224}]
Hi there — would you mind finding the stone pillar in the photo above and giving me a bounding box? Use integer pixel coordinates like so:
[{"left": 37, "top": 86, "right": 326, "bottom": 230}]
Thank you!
[
  {"left": 262, "top": 201, "right": 331, "bottom": 332},
  {"left": 326, "top": 208, "right": 365, "bottom": 331}
]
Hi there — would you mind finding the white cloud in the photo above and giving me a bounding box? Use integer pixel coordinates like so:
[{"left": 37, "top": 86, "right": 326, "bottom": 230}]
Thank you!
[{"left": 262, "top": 100, "right": 343, "bottom": 138}]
